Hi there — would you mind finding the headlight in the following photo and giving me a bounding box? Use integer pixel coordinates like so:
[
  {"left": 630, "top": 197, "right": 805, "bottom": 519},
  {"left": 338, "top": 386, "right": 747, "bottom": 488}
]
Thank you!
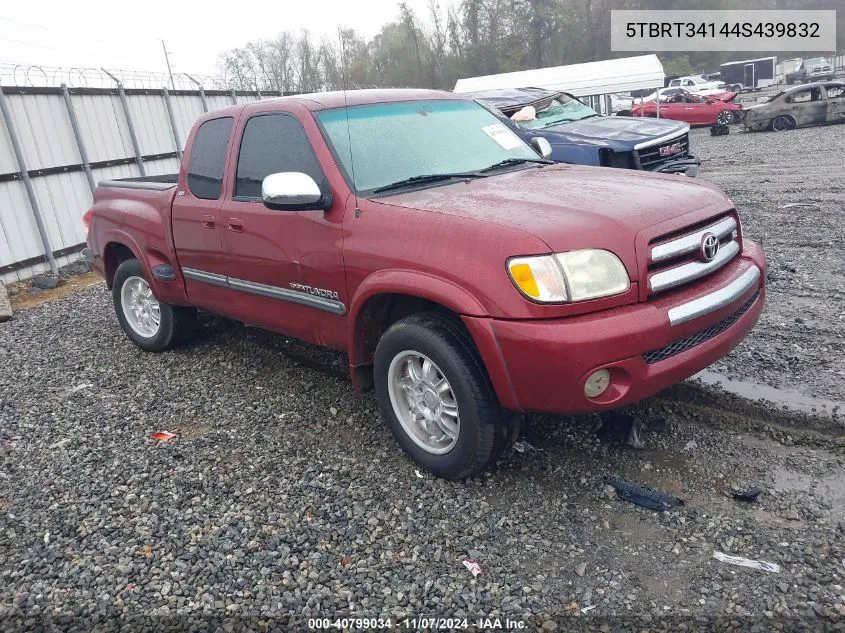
[{"left": 508, "top": 249, "right": 630, "bottom": 303}]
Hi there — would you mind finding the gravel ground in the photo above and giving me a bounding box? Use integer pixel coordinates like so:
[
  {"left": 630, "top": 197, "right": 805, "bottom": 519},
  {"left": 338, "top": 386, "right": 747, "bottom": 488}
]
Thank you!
[
  {"left": 2, "top": 124, "right": 845, "bottom": 631},
  {"left": 2, "top": 282, "right": 845, "bottom": 631},
  {"left": 691, "top": 122, "right": 845, "bottom": 405}
]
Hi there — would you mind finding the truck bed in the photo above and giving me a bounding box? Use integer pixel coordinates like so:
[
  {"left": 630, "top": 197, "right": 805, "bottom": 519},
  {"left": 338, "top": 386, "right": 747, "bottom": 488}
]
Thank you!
[{"left": 99, "top": 174, "right": 178, "bottom": 191}]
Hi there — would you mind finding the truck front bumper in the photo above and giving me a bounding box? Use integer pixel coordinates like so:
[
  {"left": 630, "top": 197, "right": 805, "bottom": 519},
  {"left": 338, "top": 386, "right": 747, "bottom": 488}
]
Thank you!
[
  {"left": 649, "top": 155, "right": 701, "bottom": 177},
  {"left": 464, "top": 240, "right": 766, "bottom": 414}
]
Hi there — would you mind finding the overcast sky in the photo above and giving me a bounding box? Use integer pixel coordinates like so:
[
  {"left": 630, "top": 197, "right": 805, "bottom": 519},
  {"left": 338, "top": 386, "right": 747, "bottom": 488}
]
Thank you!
[{"left": 0, "top": 0, "right": 435, "bottom": 77}]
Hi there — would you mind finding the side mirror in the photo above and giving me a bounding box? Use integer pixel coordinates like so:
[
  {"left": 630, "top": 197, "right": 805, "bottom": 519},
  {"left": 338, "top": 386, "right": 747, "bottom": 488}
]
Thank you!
[
  {"left": 530, "top": 137, "right": 553, "bottom": 160},
  {"left": 261, "top": 172, "right": 331, "bottom": 211}
]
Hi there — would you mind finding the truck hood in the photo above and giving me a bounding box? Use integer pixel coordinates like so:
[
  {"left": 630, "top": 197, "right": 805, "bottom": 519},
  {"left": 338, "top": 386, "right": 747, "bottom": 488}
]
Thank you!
[
  {"left": 379, "top": 164, "right": 731, "bottom": 260},
  {"left": 538, "top": 116, "right": 688, "bottom": 148}
]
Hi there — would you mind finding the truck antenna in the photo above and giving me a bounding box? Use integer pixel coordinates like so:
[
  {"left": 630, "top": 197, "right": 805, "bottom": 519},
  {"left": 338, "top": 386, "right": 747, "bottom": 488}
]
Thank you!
[{"left": 338, "top": 26, "right": 360, "bottom": 218}]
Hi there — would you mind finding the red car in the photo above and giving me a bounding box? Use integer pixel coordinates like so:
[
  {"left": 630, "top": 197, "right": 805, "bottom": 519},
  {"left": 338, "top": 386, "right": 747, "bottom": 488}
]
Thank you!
[
  {"left": 83, "top": 89, "right": 765, "bottom": 479},
  {"left": 633, "top": 92, "right": 743, "bottom": 125}
]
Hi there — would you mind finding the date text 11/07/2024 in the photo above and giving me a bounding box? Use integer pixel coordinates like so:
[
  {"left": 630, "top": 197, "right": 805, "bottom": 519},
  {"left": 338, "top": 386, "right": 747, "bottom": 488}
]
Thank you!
[{"left": 307, "top": 617, "right": 527, "bottom": 629}]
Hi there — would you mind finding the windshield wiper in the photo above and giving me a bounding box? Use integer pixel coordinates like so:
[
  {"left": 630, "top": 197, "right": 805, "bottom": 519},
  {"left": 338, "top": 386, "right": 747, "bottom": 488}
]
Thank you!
[
  {"left": 479, "top": 157, "right": 552, "bottom": 173},
  {"left": 372, "top": 172, "right": 485, "bottom": 194}
]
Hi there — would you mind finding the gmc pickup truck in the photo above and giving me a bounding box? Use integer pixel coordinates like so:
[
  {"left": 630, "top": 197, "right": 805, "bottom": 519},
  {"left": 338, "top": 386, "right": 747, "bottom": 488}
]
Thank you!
[{"left": 83, "top": 89, "right": 766, "bottom": 480}]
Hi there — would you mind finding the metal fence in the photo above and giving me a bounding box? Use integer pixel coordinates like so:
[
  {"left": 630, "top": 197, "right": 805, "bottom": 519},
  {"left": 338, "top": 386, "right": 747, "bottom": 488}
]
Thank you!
[{"left": 0, "top": 83, "right": 286, "bottom": 283}]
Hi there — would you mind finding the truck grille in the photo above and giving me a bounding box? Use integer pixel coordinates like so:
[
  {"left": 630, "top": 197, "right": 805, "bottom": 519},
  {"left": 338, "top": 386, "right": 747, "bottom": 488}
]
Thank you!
[
  {"left": 643, "top": 290, "right": 759, "bottom": 363},
  {"left": 636, "top": 133, "right": 689, "bottom": 171},
  {"left": 647, "top": 214, "right": 740, "bottom": 296}
]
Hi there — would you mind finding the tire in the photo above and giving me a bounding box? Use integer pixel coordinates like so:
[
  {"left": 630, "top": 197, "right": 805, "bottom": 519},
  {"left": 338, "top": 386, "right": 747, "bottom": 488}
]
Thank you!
[
  {"left": 112, "top": 259, "right": 197, "bottom": 352},
  {"left": 374, "top": 312, "right": 515, "bottom": 480},
  {"left": 716, "top": 110, "right": 734, "bottom": 125},
  {"left": 616, "top": 110, "right": 632, "bottom": 117},
  {"left": 771, "top": 115, "right": 795, "bottom": 132}
]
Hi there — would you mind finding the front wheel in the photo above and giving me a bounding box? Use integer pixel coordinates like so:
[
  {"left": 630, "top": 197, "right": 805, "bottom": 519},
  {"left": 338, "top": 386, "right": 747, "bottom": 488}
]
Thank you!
[
  {"left": 112, "top": 259, "right": 197, "bottom": 352},
  {"left": 771, "top": 115, "right": 795, "bottom": 132},
  {"left": 374, "top": 312, "right": 516, "bottom": 480}
]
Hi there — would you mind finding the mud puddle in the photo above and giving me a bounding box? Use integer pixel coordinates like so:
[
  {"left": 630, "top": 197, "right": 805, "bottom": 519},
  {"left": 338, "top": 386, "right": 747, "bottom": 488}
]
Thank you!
[{"left": 692, "top": 369, "right": 843, "bottom": 415}]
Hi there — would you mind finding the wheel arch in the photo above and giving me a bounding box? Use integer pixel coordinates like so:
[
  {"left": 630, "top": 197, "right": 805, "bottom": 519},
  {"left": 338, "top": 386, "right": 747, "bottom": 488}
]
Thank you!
[
  {"left": 346, "top": 270, "right": 516, "bottom": 400},
  {"left": 102, "top": 230, "right": 189, "bottom": 305},
  {"left": 103, "top": 233, "right": 144, "bottom": 289}
]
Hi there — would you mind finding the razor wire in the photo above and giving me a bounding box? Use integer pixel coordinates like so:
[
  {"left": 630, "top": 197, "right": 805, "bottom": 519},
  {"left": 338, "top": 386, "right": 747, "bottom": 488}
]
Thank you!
[{"left": 0, "top": 63, "right": 229, "bottom": 89}]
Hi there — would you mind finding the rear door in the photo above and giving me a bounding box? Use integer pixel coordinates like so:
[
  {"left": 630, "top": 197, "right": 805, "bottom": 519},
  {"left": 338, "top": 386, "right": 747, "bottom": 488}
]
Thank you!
[
  {"left": 172, "top": 116, "right": 235, "bottom": 311},
  {"left": 219, "top": 108, "right": 348, "bottom": 348},
  {"left": 824, "top": 84, "right": 845, "bottom": 123}
]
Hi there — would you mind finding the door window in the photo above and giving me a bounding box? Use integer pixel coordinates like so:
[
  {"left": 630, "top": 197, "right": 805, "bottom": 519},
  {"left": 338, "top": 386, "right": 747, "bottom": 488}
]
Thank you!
[
  {"left": 790, "top": 88, "right": 822, "bottom": 103},
  {"left": 825, "top": 85, "right": 845, "bottom": 100},
  {"left": 234, "top": 114, "right": 326, "bottom": 199},
  {"left": 187, "top": 117, "right": 233, "bottom": 200}
]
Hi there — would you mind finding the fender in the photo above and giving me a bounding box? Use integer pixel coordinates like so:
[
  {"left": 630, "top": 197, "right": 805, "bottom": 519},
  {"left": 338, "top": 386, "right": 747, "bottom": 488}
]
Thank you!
[
  {"left": 102, "top": 229, "right": 189, "bottom": 305},
  {"left": 349, "top": 268, "right": 488, "bottom": 327},
  {"left": 348, "top": 270, "right": 520, "bottom": 407},
  {"left": 348, "top": 268, "right": 487, "bottom": 369},
  {"left": 347, "top": 269, "right": 520, "bottom": 406}
]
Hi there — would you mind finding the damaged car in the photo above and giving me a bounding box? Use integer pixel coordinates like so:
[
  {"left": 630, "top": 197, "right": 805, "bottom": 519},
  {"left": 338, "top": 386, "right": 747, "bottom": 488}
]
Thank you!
[
  {"left": 631, "top": 91, "right": 743, "bottom": 126},
  {"left": 465, "top": 87, "right": 701, "bottom": 176},
  {"left": 633, "top": 87, "right": 738, "bottom": 105},
  {"left": 743, "top": 82, "right": 845, "bottom": 132}
]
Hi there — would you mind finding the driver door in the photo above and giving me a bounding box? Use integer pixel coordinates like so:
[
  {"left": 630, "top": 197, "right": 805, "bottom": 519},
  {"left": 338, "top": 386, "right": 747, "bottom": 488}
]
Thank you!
[
  {"left": 219, "top": 109, "right": 348, "bottom": 347},
  {"left": 658, "top": 95, "right": 688, "bottom": 121}
]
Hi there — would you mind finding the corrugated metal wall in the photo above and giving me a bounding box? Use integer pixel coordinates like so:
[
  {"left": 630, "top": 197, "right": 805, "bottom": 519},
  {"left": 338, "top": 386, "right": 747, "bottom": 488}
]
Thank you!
[{"left": 0, "top": 86, "right": 284, "bottom": 283}]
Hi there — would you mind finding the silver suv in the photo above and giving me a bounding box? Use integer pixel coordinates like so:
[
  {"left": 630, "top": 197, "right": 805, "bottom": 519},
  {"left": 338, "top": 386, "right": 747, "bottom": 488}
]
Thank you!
[{"left": 798, "top": 58, "right": 835, "bottom": 83}]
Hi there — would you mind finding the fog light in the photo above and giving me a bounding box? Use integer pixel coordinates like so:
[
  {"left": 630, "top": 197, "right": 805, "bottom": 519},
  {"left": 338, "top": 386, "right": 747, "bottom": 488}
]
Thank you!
[{"left": 584, "top": 369, "right": 611, "bottom": 399}]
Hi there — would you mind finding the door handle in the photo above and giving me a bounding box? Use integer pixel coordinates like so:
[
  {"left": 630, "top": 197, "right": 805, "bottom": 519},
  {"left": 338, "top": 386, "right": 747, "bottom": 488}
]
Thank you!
[
  {"left": 202, "top": 214, "right": 216, "bottom": 229},
  {"left": 227, "top": 218, "right": 244, "bottom": 233}
]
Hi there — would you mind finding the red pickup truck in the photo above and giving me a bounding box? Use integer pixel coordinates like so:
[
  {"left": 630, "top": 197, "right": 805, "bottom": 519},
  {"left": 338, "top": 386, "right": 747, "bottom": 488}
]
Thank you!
[{"left": 83, "top": 89, "right": 766, "bottom": 479}]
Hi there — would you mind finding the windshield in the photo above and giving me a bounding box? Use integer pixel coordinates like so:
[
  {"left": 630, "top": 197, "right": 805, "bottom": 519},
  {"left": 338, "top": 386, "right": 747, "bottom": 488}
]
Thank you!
[
  {"left": 766, "top": 91, "right": 786, "bottom": 103},
  {"left": 805, "top": 58, "right": 828, "bottom": 65},
  {"left": 513, "top": 94, "right": 599, "bottom": 129},
  {"left": 316, "top": 99, "right": 539, "bottom": 195}
]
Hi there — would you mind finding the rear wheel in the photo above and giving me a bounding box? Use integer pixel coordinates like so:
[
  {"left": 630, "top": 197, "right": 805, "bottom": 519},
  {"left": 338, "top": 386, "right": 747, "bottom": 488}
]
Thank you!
[
  {"left": 112, "top": 259, "right": 197, "bottom": 352},
  {"left": 771, "top": 115, "right": 795, "bottom": 132},
  {"left": 374, "top": 312, "right": 516, "bottom": 480}
]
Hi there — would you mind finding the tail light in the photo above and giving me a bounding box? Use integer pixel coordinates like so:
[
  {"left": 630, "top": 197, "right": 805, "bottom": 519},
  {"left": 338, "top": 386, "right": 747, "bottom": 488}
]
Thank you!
[{"left": 82, "top": 209, "right": 93, "bottom": 236}]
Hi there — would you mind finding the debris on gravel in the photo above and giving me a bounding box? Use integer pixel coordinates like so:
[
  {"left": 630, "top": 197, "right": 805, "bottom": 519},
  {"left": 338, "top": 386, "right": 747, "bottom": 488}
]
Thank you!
[{"left": 29, "top": 276, "right": 60, "bottom": 290}]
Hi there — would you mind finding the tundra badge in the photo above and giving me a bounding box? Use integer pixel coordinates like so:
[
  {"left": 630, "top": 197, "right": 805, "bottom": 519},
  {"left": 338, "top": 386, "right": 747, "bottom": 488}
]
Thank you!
[{"left": 289, "top": 283, "right": 340, "bottom": 300}]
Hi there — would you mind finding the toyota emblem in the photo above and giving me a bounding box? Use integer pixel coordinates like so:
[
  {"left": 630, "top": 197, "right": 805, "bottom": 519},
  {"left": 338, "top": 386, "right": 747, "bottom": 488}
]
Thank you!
[{"left": 700, "top": 233, "right": 719, "bottom": 262}]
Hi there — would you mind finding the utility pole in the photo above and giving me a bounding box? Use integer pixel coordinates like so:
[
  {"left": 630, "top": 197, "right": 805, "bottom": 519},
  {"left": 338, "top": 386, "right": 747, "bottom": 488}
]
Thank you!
[{"left": 161, "top": 39, "right": 175, "bottom": 90}]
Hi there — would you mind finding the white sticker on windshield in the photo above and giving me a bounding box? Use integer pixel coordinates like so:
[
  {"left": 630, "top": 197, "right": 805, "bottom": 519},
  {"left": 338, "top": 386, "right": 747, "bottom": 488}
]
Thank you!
[{"left": 481, "top": 124, "right": 523, "bottom": 150}]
